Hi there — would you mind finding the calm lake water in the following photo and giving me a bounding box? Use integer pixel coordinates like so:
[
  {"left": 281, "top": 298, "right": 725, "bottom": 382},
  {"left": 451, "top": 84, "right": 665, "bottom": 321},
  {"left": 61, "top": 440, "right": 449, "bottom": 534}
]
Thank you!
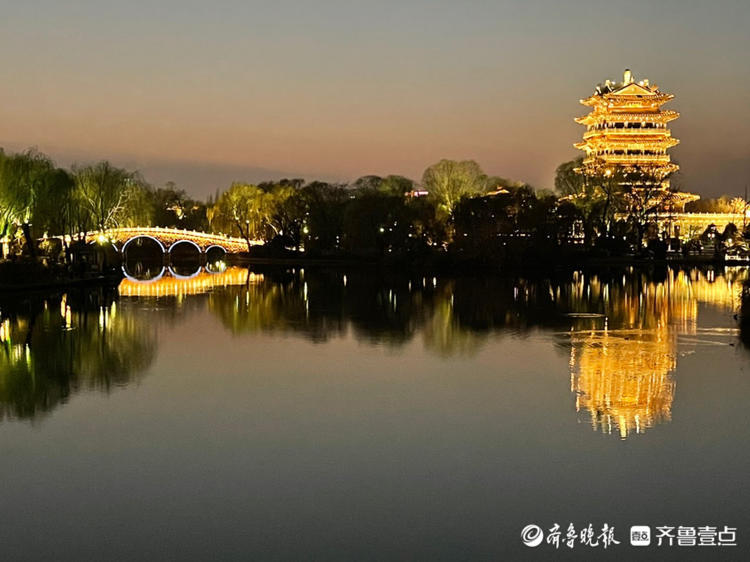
[{"left": 1, "top": 265, "right": 749, "bottom": 560}]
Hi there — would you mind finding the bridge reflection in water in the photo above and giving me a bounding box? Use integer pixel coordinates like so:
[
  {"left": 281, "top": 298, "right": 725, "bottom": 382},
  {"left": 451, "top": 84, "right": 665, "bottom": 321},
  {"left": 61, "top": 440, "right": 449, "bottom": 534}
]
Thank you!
[
  {"left": 4, "top": 265, "right": 747, "bottom": 433},
  {"left": 119, "top": 265, "right": 263, "bottom": 298},
  {"left": 115, "top": 265, "right": 749, "bottom": 440}
]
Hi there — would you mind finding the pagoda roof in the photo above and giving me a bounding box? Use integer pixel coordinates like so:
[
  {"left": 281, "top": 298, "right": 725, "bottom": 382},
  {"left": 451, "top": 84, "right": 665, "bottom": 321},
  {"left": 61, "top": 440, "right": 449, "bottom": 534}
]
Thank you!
[
  {"left": 594, "top": 74, "right": 661, "bottom": 96},
  {"left": 611, "top": 82, "right": 657, "bottom": 96},
  {"left": 580, "top": 70, "right": 674, "bottom": 107},
  {"left": 581, "top": 90, "right": 673, "bottom": 107}
]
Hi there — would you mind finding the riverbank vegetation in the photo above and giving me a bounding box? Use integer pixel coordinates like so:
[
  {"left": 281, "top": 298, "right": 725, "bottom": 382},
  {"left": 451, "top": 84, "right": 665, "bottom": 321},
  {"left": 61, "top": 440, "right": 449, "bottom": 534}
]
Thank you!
[{"left": 1, "top": 147, "right": 747, "bottom": 272}]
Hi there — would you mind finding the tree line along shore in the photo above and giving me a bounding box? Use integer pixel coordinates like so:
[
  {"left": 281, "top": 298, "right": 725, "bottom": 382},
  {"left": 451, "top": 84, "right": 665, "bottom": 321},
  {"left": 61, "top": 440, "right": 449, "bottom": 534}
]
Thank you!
[{"left": 0, "top": 148, "right": 744, "bottom": 287}]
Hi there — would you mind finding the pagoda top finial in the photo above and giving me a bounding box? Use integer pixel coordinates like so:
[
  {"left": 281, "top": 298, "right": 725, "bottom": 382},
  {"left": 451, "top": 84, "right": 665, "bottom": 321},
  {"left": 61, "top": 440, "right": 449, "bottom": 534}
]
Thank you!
[{"left": 624, "top": 68, "right": 633, "bottom": 84}]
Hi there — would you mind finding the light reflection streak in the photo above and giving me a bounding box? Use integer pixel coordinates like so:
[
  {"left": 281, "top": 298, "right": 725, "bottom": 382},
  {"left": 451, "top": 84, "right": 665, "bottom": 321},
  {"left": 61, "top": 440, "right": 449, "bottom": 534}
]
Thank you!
[
  {"left": 568, "top": 268, "right": 747, "bottom": 439},
  {"left": 118, "top": 266, "right": 263, "bottom": 298}
]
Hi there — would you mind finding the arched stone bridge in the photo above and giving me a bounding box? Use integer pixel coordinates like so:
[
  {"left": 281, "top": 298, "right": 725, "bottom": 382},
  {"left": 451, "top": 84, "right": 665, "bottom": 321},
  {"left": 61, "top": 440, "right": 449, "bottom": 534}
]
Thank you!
[{"left": 85, "top": 227, "right": 261, "bottom": 255}]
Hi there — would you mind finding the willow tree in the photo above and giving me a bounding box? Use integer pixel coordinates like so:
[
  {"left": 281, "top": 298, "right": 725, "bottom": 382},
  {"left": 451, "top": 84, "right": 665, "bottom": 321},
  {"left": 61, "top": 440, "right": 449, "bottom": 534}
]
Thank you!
[
  {"left": 73, "top": 161, "right": 134, "bottom": 232},
  {"left": 421, "top": 159, "right": 488, "bottom": 216},
  {"left": 116, "top": 176, "right": 155, "bottom": 228},
  {"left": 0, "top": 149, "right": 57, "bottom": 257},
  {"left": 211, "top": 183, "right": 279, "bottom": 251},
  {"left": 32, "top": 167, "right": 76, "bottom": 258}
]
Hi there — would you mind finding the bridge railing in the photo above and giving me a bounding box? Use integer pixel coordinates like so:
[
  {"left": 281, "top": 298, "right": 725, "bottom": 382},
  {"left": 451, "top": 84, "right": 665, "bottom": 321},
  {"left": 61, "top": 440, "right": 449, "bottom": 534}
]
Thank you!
[{"left": 76, "top": 227, "right": 263, "bottom": 247}]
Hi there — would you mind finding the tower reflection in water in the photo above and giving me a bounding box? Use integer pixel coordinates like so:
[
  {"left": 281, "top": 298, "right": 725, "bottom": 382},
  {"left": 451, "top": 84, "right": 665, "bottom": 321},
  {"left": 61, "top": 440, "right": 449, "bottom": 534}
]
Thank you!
[
  {"left": 6, "top": 263, "right": 741, "bottom": 429},
  {"left": 117, "top": 264, "right": 748, "bottom": 439},
  {"left": 566, "top": 268, "right": 746, "bottom": 439}
]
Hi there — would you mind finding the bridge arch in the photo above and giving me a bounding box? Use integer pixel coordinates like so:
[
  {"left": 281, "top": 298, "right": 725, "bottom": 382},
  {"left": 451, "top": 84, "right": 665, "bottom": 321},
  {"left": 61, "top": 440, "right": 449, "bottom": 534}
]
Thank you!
[
  {"left": 168, "top": 239, "right": 203, "bottom": 255},
  {"left": 205, "top": 244, "right": 227, "bottom": 255},
  {"left": 205, "top": 244, "right": 227, "bottom": 263},
  {"left": 121, "top": 235, "right": 166, "bottom": 256}
]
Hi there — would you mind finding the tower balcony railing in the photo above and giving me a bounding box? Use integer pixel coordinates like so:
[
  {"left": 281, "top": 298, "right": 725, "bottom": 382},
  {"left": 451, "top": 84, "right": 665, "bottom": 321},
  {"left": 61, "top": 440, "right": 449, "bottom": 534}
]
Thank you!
[
  {"left": 583, "top": 128, "right": 673, "bottom": 139},
  {"left": 589, "top": 154, "right": 672, "bottom": 164}
]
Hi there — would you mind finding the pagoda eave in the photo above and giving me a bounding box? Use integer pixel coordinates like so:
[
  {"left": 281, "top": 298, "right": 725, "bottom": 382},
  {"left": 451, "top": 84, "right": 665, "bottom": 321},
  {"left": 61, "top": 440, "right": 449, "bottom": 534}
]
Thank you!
[
  {"left": 604, "top": 93, "right": 674, "bottom": 104},
  {"left": 576, "top": 111, "right": 679, "bottom": 125},
  {"left": 581, "top": 136, "right": 680, "bottom": 148}
]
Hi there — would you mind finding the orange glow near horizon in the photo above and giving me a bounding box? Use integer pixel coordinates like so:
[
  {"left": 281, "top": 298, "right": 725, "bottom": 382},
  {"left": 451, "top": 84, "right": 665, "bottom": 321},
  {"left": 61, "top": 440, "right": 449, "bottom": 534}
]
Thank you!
[{"left": 0, "top": 2, "right": 748, "bottom": 197}]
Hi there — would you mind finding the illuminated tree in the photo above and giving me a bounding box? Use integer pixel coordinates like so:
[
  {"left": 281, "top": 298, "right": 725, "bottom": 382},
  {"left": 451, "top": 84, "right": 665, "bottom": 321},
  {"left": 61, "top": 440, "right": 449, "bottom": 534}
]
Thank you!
[
  {"left": 421, "top": 159, "right": 489, "bottom": 215},
  {"left": 0, "top": 149, "right": 62, "bottom": 257},
  {"left": 730, "top": 197, "right": 747, "bottom": 215},
  {"left": 32, "top": 167, "right": 76, "bottom": 259},
  {"left": 117, "top": 177, "right": 155, "bottom": 228},
  {"left": 73, "top": 161, "right": 135, "bottom": 232},
  {"left": 619, "top": 165, "right": 675, "bottom": 248},
  {"left": 211, "top": 183, "right": 264, "bottom": 250},
  {"left": 210, "top": 183, "right": 297, "bottom": 250}
]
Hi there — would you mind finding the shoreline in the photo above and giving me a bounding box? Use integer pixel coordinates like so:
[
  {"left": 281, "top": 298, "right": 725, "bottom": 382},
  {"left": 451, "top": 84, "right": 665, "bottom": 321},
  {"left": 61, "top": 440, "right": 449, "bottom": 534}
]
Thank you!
[
  {"left": 227, "top": 253, "right": 735, "bottom": 271},
  {"left": 0, "top": 268, "right": 123, "bottom": 294},
  {"left": 0, "top": 254, "right": 743, "bottom": 295}
]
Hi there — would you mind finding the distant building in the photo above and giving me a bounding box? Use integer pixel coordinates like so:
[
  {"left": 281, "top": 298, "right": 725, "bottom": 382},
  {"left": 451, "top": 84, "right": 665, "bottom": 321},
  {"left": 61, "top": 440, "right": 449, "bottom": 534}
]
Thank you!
[{"left": 574, "top": 68, "right": 698, "bottom": 212}]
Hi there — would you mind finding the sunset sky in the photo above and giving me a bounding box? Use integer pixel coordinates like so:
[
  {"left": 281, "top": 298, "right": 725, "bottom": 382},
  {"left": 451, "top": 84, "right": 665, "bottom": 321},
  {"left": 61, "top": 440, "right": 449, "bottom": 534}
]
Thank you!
[{"left": 1, "top": 0, "right": 748, "bottom": 198}]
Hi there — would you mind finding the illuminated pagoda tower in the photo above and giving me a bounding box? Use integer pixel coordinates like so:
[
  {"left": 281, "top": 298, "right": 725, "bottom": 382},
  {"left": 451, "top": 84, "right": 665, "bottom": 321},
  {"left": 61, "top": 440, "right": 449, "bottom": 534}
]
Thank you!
[{"left": 575, "top": 69, "right": 698, "bottom": 211}]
